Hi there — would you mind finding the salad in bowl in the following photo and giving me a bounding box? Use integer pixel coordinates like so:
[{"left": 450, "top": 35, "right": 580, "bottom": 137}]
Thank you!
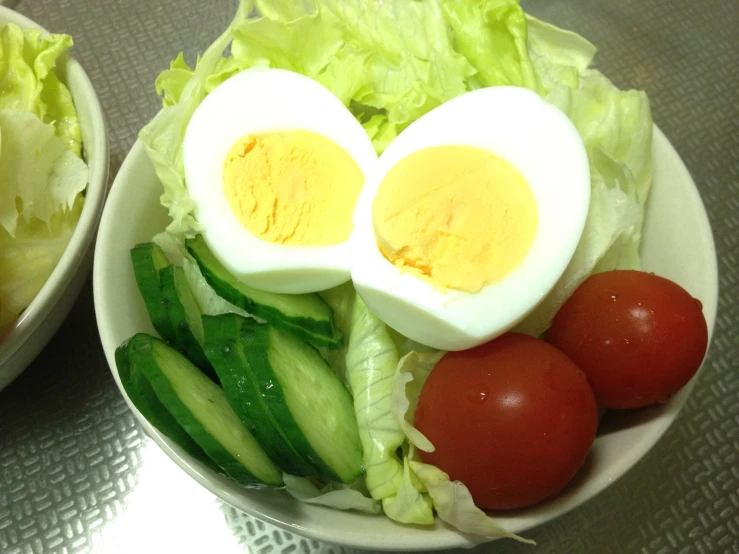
[{"left": 94, "top": 0, "right": 716, "bottom": 548}]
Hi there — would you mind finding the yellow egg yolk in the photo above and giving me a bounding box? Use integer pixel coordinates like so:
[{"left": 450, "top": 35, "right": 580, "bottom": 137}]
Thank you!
[
  {"left": 373, "top": 145, "right": 538, "bottom": 293},
  {"left": 223, "top": 130, "right": 364, "bottom": 246}
]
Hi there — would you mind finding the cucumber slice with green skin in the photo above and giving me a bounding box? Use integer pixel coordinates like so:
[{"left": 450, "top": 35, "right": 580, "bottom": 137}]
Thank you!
[
  {"left": 128, "top": 333, "right": 283, "bottom": 487},
  {"left": 159, "top": 265, "right": 215, "bottom": 380},
  {"left": 130, "top": 243, "right": 175, "bottom": 342},
  {"left": 202, "top": 314, "right": 318, "bottom": 478},
  {"left": 186, "top": 235, "right": 342, "bottom": 349},
  {"left": 115, "top": 336, "right": 220, "bottom": 474},
  {"left": 203, "top": 314, "right": 363, "bottom": 483}
]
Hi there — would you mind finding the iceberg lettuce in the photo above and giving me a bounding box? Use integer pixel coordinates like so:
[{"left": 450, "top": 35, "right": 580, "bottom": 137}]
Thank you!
[
  {"left": 391, "top": 351, "right": 445, "bottom": 453},
  {"left": 0, "top": 23, "right": 87, "bottom": 333},
  {"left": 0, "top": 196, "right": 83, "bottom": 331},
  {"left": 0, "top": 110, "right": 86, "bottom": 235},
  {"left": 410, "top": 459, "right": 533, "bottom": 544},
  {"left": 283, "top": 474, "right": 381, "bottom": 514}
]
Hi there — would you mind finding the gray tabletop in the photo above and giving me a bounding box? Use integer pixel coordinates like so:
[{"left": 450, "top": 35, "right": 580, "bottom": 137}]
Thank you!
[{"left": 1, "top": 0, "right": 737, "bottom": 553}]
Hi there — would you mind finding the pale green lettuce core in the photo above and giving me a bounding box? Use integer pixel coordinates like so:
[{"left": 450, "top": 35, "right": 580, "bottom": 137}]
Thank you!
[
  {"left": 140, "top": 0, "right": 653, "bottom": 536},
  {"left": 410, "top": 458, "right": 534, "bottom": 544},
  {"left": 345, "top": 295, "right": 405, "bottom": 500},
  {"left": 391, "top": 351, "right": 446, "bottom": 453},
  {"left": 0, "top": 23, "right": 87, "bottom": 333}
]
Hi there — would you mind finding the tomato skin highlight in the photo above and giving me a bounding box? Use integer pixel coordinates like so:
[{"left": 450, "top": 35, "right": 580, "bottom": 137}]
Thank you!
[
  {"left": 415, "top": 333, "right": 598, "bottom": 511},
  {"left": 547, "top": 270, "right": 709, "bottom": 409}
]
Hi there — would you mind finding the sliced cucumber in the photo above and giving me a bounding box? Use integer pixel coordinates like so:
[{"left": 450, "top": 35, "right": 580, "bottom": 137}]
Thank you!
[
  {"left": 127, "top": 333, "right": 282, "bottom": 486},
  {"left": 159, "top": 264, "right": 214, "bottom": 379},
  {"left": 115, "top": 336, "right": 220, "bottom": 473},
  {"left": 130, "top": 243, "right": 175, "bottom": 341},
  {"left": 202, "top": 314, "right": 317, "bottom": 478},
  {"left": 203, "top": 314, "right": 363, "bottom": 483},
  {"left": 186, "top": 235, "right": 342, "bottom": 349}
]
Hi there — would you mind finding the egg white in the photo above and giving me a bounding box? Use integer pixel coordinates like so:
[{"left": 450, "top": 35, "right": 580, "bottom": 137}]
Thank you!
[
  {"left": 350, "top": 86, "right": 591, "bottom": 351},
  {"left": 183, "top": 68, "right": 378, "bottom": 294}
]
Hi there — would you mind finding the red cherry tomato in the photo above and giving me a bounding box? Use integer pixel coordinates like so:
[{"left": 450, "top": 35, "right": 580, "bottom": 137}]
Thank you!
[
  {"left": 415, "top": 333, "right": 598, "bottom": 511},
  {"left": 547, "top": 270, "right": 708, "bottom": 409}
]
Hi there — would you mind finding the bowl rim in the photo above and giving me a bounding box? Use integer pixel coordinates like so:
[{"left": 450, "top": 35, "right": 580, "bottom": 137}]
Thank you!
[
  {"left": 93, "top": 125, "right": 718, "bottom": 551},
  {"left": 0, "top": 6, "right": 110, "bottom": 380}
]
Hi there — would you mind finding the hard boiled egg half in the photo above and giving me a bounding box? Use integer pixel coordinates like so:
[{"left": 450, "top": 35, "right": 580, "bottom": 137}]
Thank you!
[
  {"left": 351, "top": 87, "right": 590, "bottom": 351},
  {"left": 183, "top": 68, "right": 377, "bottom": 294}
]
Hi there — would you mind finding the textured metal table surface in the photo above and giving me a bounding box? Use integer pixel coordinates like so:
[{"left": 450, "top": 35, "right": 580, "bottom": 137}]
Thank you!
[{"left": 0, "top": 0, "right": 737, "bottom": 553}]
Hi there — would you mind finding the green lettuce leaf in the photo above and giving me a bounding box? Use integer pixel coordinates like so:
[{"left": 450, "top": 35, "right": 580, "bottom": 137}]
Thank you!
[
  {"left": 233, "top": 0, "right": 475, "bottom": 150},
  {"left": 515, "top": 174, "right": 641, "bottom": 336},
  {"left": 138, "top": 2, "right": 252, "bottom": 237},
  {"left": 391, "top": 351, "right": 445, "bottom": 452},
  {"left": 512, "top": 17, "right": 652, "bottom": 336},
  {"left": 344, "top": 296, "right": 434, "bottom": 523},
  {"left": 525, "top": 14, "right": 596, "bottom": 92},
  {"left": 0, "top": 23, "right": 81, "bottom": 155},
  {"left": 345, "top": 296, "right": 404, "bottom": 500},
  {"left": 359, "top": 113, "right": 399, "bottom": 155},
  {"left": 232, "top": 2, "right": 343, "bottom": 79},
  {"left": 0, "top": 195, "right": 83, "bottom": 331},
  {"left": 151, "top": 231, "right": 185, "bottom": 265},
  {"left": 39, "top": 70, "right": 82, "bottom": 157},
  {"left": 382, "top": 456, "right": 433, "bottom": 525},
  {"left": 283, "top": 474, "right": 381, "bottom": 514},
  {"left": 321, "top": 0, "right": 474, "bottom": 127},
  {"left": 0, "top": 109, "right": 87, "bottom": 236},
  {"left": 442, "top": 0, "right": 538, "bottom": 91},
  {"left": 410, "top": 460, "right": 533, "bottom": 544},
  {"left": 254, "top": 0, "right": 316, "bottom": 23},
  {"left": 155, "top": 53, "right": 197, "bottom": 109}
]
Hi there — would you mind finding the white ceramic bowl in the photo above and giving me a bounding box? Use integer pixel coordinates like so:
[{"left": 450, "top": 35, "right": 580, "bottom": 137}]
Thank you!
[
  {"left": 0, "top": 7, "right": 109, "bottom": 392},
  {"left": 94, "top": 127, "right": 717, "bottom": 550}
]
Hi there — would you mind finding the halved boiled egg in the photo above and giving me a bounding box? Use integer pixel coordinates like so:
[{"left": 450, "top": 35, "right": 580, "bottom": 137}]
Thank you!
[
  {"left": 350, "top": 86, "right": 590, "bottom": 351},
  {"left": 183, "top": 68, "right": 377, "bottom": 294}
]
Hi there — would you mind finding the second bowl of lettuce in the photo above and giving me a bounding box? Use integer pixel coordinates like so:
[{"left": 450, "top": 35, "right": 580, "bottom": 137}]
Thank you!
[{"left": 0, "top": 6, "right": 109, "bottom": 391}]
